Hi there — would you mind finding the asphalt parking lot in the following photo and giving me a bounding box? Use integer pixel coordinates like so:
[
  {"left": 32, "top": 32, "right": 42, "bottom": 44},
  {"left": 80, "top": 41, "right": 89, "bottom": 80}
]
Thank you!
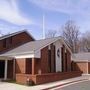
[{"left": 55, "top": 80, "right": 90, "bottom": 90}]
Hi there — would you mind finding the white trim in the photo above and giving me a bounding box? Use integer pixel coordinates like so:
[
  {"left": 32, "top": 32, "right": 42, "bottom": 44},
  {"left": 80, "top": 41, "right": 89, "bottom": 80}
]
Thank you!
[
  {"left": 35, "top": 38, "right": 72, "bottom": 55},
  {"left": 0, "top": 51, "right": 34, "bottom": 56},
  {"left": 0, "top": 52, "right": 40, "bottom": 59},
  {"left": 61, "top": 39, "right": 72, "bottom": 54},
  {"left": 14, "top": 52, "right": 40, "bottom": 59},
  {"left": 54, "top": 40, "right": 62, "bottom": 72},
  {"left": 15, "top": 54, "right": 34, "bottom": 59},
  {"left": 4, "top": 60, "right": 8, "bottom": 80},
  {"left": 0, "top": 56, "right": 13, "bottom": 60},
  {"left": 72, "top": 60, "right": 90, "bottom": 62}
]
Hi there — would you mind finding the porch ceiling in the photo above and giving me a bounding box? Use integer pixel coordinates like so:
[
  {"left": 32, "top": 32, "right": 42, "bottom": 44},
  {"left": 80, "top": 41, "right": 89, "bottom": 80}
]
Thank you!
[{"left": 0, "top": 56, "right": 14, "bottom": 60}]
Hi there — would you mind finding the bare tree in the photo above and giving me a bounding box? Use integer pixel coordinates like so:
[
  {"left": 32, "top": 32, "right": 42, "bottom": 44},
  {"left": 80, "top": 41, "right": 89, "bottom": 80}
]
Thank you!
[
  {"left": 61, "top": 20, "right": 80, "bottom": 53},
  {"left": 45, "top": 29, "right": 57, "bottom": 38},
  {"left": 79, "top": 31, "right": 90, "bottom": 52}
]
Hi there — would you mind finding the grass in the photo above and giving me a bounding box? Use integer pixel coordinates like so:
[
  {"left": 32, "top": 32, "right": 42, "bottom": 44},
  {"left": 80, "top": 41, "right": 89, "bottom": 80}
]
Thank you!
[
  {"left": 5, "top": 80, "right": 16, "bottom": 83},
  {"left": 5, "top": 80, "right": 35, "bottom": 86}
]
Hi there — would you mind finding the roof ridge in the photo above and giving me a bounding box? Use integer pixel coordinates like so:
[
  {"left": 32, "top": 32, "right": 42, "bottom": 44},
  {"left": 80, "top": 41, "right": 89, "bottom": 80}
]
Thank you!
[
  {"left": 0, "top": 30, "right": 25, "bottom": 38},
  {"left": 0, "top": 30, "right": 35, "bottom": 40},
  {"left": 33, "top": 36, "right": 62, "bottom": 42}
]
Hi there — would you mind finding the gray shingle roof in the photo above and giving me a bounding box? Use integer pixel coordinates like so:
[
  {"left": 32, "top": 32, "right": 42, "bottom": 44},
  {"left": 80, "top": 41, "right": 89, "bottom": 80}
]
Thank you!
[
  {"left": 0, "top": 36, "right": 71, "bottom": 56},
  {"left": 72, "top": 53, "right": 90, "bottom": 62}
]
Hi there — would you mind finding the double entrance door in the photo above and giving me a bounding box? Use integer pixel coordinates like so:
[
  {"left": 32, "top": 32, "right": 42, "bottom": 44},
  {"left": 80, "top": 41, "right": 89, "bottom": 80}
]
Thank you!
[{"left": 0, "top": 61, "right": 5, "bottom": 78}]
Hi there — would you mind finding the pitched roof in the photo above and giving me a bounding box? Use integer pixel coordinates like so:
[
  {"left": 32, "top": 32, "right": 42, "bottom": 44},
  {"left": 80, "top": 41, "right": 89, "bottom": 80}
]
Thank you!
[
  {"left": 0, "top": 30, "right": 35, "bottom": 40},
  {"left": 72, "top": 53, "right": 90, "bottom": 62},
  {"left": 0, "top": 36, "right": 71, "bottom": 57}
]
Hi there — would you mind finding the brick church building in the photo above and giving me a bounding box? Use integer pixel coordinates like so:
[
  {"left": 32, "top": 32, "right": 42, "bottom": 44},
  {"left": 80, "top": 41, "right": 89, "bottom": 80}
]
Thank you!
[{"left": 0, "top": 30, "right": 82, "bottom": 85}]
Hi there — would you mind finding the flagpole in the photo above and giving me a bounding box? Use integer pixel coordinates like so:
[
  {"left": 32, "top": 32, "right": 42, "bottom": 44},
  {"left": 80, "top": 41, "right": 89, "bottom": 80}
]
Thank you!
[{"left": 42, "top": 14, "right": 45, "bottom": 39}]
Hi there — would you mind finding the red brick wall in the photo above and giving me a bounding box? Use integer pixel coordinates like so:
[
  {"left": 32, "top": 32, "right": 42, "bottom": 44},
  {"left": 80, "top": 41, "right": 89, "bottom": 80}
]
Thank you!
[
  {"left": 35, "top": 71, "right": 82, "bottom": 85},
  {"left": 66, "top": 49, "right": 71, "bottom": 71},
  {"left": 61, "top": 45, "right": 66, "bottom": 72},
  {"left": 72, "top": 61, "right": 88, "bottom": 74},
  {"left": 16, "top": 71, "right": 82, "bottom": 85},
  {"left": 34, "top": 58, "right": 41, "bottom": 74},
  {"left": 41, "top": 46, "right": 49, "bottom": 73},
  {"left": 15, "top": 58, "right": 26, "bottom": 74},
  {"left": 15, "top": 45, "right": 71, "bottom": 75},
  {"left": 0, "top": 32, "right": 34, "bottom": 53},
  {"left": 40, "top": 44, "right": 56, "bottom": 74},
  {"left": 16, "top": 74, "right": 36, "bottom": 85},
  {"left": 40, "top": 44, "right": 71, "bottom": 74},
  {"left": 11, "top": 32, "right": 34, "bottom": 45},
  {"left": 7, "top": 60, "right": 13, "bottom": 79},
  {"left": 61, "top": 45, "right": 71, "bottom": 72},
  {"left": 16, "top": 58, "right": 41, "bottom": 75},
  {"left": 25, "top": 58, "right": 40, "bottom": 74},
  {"left": 50, "top": 44, "right": 56, "bottom": 72},
  {"left": 26, "top": 58, "right": 32, "bottom": 74}
]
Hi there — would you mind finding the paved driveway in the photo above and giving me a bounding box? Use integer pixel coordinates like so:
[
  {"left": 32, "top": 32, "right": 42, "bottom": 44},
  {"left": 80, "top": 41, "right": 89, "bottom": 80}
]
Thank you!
[
  {"left": 1, "top": 81, "right": 90, "bottom": 90},
  {"left": 0, "top": 82, "right": 31, "bottom": 90},
  {"left": 0, "top": 82, "right": 43, "bottom": 90},
  {"left": 0, "top": 76, "right": 90, "bottom": 90},
  {"left": 55, "top": 80, "right": 90, "bottom": 90}
]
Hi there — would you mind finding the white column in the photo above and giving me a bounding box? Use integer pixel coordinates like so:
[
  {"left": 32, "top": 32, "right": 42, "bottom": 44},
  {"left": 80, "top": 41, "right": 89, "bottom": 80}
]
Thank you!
[{"left": 4, "top": 60, "right": 8, "bottom": 80}]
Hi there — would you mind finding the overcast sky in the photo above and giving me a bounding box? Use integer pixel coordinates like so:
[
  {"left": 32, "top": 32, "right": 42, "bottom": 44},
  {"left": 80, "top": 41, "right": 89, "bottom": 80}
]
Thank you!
[{"left": 0, "top": 0, "right": 90, "bottom": 39}]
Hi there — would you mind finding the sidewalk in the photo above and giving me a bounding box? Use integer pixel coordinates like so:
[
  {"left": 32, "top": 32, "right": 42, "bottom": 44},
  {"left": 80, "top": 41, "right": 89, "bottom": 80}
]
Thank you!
[
  {"left": 0, "top": 75, "right": 90, "bottom": 90},
  {"left": 30, "top": 75, "right": 90, "bottom": 90}
]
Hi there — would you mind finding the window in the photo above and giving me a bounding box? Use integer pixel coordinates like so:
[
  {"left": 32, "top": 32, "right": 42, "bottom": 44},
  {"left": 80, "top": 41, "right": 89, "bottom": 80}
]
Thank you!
[
  {"left": 61, "top": 47, "right": 64, "bottom": 72},
  {"left": 3, "top": 39, "right": 6, "bottom": 48},
  {"left": 65, "top": 52, "right": 67, "bottom": 72},
  {"left": 48, "top": 50, "right": 51, "bottom": 72},
  {"left": 48, "top": 45, "right": 56, "bottom": 73},
  {"left": 57, "top": 49, "right": 60, "bottom": 58}
]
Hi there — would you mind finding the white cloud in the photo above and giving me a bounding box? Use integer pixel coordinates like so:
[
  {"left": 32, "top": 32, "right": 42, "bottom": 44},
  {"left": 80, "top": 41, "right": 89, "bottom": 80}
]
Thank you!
[
  {"left": 29, "top": 0, "right": 90, "bottom": 15},
  {"left": 0, "top": 0, "right": 32, "bottom": 25},
  {"left": 0, "top": 23, "right": 19, "bottom": 34},
  {"left": 29, "top": 0, "right": 90, "bottom": 32}
]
